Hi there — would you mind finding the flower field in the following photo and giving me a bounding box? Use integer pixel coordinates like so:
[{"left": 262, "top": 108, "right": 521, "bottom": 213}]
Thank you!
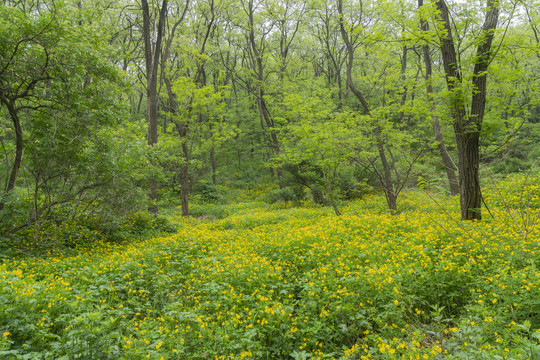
[{"left": 1, "top": 178, "right": 539, "bottom": 359}]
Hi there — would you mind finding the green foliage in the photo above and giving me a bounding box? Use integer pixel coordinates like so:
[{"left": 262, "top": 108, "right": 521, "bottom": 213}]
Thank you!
[
  {"left": 1, "top": 179, "right": 539, "bottom": 359},
  {"left": 265, "top": 187, "right": 299, "bottom": 205},
  {"left": 194, "top": 181, "right": 222, "bottom": 203},
  {"left": 189, "top": 203, "right": 230, "bottom": 220},
  {"left": 0, "top": 2, "right": 151, "bottom": 239},
  {"left": 2, "top": 0, "right": 540, "bottom": 357},
  {"left": 0, "top": 210, "right": 177, "bottom": 259}
]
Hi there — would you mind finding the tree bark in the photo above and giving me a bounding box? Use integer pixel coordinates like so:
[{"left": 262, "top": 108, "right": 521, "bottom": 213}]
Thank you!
[
  {"left": 163, "top": 75, "right": 190, "bottom": 217},
  {"left": 141, "top": 0, "right": 168, "bottom": 215},
  {"left": 418, "top": 0, "right": 459, "bottom": 196},
  {"left": 180, "top": 135, "right": 189, "bottom": 217},
  {"left": 210, "top": 143, "right": 216, "bottom": 185},
  {"left": 432, "top": 118, "right": 460, "bottom": 195},
  {"left": 4, "top": 101, "right": 23, "bottom": 193},
  {"left": 436, "top": 0, "right": 499, "bottom": 220},
  {"left": 318, "top": 6, "right": 344, "bottom": 110}
]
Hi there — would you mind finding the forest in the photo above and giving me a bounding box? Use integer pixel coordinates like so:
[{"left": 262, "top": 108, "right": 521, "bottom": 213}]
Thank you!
[{"left": 0, "top": 0, "right": 539, "bottom": 358}]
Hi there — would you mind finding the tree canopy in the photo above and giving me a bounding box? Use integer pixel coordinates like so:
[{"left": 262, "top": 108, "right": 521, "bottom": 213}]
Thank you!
[{"left": 1, "top": 0, "right": 540, "bottom": 232}]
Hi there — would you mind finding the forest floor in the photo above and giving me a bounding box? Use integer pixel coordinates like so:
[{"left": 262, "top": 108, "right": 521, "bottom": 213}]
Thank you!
[{"left": 1, "top": 177, "right": 539, "bottom": 359}]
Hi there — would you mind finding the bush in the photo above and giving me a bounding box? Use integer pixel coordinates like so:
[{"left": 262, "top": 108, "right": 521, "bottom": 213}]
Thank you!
[
  {"left": 125, "top": 212, "right": 177, "bottom": 235},
  {"left": 265, "top": 187, "right": 299, "bottom": 205},
  {"left": 195, "top": 181, "right": 221, "bottom": 203}
]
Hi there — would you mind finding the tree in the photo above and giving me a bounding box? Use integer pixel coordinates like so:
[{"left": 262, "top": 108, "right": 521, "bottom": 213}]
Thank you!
[
  {"left": 141, "top": 0, "right": 168, "bottom": 215},
  {"left": 0, "top": 5, "right": 56, "bottom": 196},
  {"left": 276, "top": 87, "right": 369, "bottom": 215},
  {"left": 417, "top": 0, "right": 459, "bottom": 195},
  {"left": 0, "top": 2, "right": 142, "bottom": 235},
  {"left": 240, "top": 0, "right": 285, "bottom": 184},
  {"left": 312, "top": 0, "right": 347, "bottom": 109},
  {"left": 434, "top": 0, "right": 500, "bottom": 220},
  {"left": 337, "top": 0, "right": 410, "bottom": 212}
]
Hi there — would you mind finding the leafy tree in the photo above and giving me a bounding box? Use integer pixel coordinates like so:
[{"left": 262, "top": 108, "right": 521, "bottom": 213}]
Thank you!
[
  {"left": 276, "top": 86, "right": 369, "bottom": 215},
  {"left": 337, "top": 0, "right": 421, "bottom": 212},
  {"left": 141, "top": 0, "right": 169, "bottom": 215},
  {"left": 433, "top": 0, "right": 500, "bottom": 220},
  {"left": 0, "top": 2, "right": 144, "bottom": 235},
  {"left": 417, "top": 0, "right": 459, "bottom": 195}
]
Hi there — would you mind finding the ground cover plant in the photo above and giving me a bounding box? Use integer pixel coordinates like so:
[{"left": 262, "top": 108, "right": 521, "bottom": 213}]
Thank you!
[{"left": 0, "top": 176, "right": 539, "bottom": 359}]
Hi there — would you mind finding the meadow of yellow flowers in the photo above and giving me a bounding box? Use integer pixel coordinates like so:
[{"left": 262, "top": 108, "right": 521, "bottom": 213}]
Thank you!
[{"left": 0, "top": 175, "right": 539, "bottom": 359}]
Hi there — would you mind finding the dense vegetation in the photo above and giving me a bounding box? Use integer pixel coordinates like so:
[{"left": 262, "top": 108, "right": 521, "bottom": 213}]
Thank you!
[
  {"left": 1, "top": 0, "right": 540, "bottom": 358},
  {"left": 1, "top": 177, "right": 539, "bottom": 359},
  {"left": 1, "top": 0, "right": 540, "bottom": 229}
]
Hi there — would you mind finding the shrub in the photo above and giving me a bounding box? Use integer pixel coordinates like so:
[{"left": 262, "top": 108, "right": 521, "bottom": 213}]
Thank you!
[
  {"left": 266, "top": 187, "right": 299, "bottom": 205},
  {"left": 195, "top": 181, "right": 221, "bottom": 203}
]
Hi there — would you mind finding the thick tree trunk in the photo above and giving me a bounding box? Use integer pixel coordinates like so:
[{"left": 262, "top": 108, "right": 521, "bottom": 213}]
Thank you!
[
  {"left": 385, "top": 191, "right": 398, "bottom": 214},
  {"left": 436, "top": 0, "right": 499, "bottom": 220},
  {"left": 456, "top": 132, "right": 481, "bottom": 220}
]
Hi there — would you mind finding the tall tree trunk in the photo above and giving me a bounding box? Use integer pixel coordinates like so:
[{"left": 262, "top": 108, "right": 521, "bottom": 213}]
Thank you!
[
  {"left": 210, "top": 143, "right": 216, "bottom": 185},
  {"left": 159, "top": 0, "right": 190, "bottom": 216},
  {"left": 433, "top": 119, "right": 459, "bottom": 195},
  {"left": 163, "top": 76, "right": 190, "bottom": 217},
  {"left": 246, "top": 0, "right": 283, "bottom": 186},
  {"left": 180, "top": 136, "right": 189, "bottom": 217},
  {"left": 320, "top": 7, "right": 344, "bottom": 110},
  {"left": 436, "top": 0, "right": 499, "bottom": 220},
  {"left": 418, "top": 0, "right": 459, "bottom": 195},
  {"left": 141, "top": 0, "right": 168, "bottom": 215},
  {"left": 337, "top": 0, "right": 397, "bottom": 212},
  {"left": 337, "top": 72, "right": 343, "bottom": 110},
  {"left": 4, "top": 101, "right": 22, "bottom": 193}
]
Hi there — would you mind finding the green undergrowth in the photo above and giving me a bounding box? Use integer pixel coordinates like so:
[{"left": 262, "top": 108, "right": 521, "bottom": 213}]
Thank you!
[
  {"left": 0, "top": 212, "right": 177, "bottom": 260},
  {"left": 0, "top": 177, "right": 539, "bottom": 359}
]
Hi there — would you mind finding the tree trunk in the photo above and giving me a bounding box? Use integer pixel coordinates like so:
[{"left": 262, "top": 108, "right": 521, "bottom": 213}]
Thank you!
[
  {"left": 210, "top": 144, "right": 216, "bottom": 185},
  {"left": 385, "top": 190, "right": 398, "bottom": 214},
  {"left": 337, "top": 0, "right": 397, "bottom": 213},
  {"left": 433, "top": 119, "right": 460, "bottom": 195},
  {"left": 418, "top": 0, "right": 459, "bottom": 195},
  {"left": 141, "top": 0, "right": 168, "bottom": 215},
  {"left": 246, "top": 0, "right": 283, "bottom": 186},
  {"left": 436, "top": 0, "right": 499, "bottom": 220},
  {"left": 456, "top": 132, "right": 481, "bottom": 220},
  {"left": 137, "top": 92, "right": 144, "bottom": 114},
  {"left": 180, "top": 139, "right": 189, "bottom": 217},
  {"left": 4, "top": 101, "right": 23, "bottom": 193},
  {"left": 163, "top": 73, "right": 190, "bottom": 217}
]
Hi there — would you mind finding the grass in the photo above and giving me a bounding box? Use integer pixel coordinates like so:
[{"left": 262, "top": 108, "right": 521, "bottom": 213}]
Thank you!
[{"left": 0, "top": 177, "right": 539, "bottom": 359}]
